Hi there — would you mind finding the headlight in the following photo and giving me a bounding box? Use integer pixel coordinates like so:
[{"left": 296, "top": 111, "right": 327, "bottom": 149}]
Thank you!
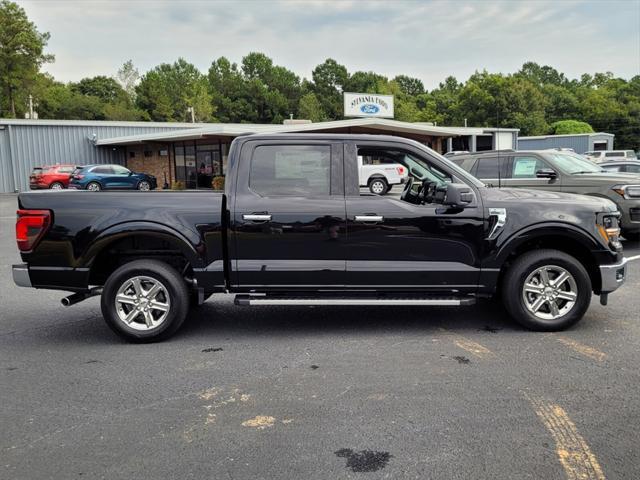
[
  {"left": 612, "top": 184, "right": 640, "bottom": 199},
  {"left": 597, "top": 214, "right": 621, "bottom": 247}
]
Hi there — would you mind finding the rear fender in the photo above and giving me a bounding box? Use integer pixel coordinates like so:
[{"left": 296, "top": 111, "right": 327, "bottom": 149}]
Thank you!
[{"left": 82, "top": 221, "right": 204, "bottom": 269}]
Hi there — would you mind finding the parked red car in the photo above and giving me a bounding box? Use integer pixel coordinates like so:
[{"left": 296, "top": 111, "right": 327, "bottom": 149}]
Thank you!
[{"left": 29, "top": 164, "right": 78, "bottom": 190}]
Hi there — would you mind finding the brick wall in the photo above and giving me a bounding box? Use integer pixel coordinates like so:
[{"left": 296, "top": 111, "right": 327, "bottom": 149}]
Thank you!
[{"left": 126, "top": 144, "right": 174, "bottom": 188}]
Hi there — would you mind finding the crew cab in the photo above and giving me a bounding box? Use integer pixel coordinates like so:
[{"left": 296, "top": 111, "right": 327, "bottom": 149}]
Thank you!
[
  {"left": 358, "top": 151, "right": 408, "bottom": 194},
  {"left": 13, "top": 134, "right": 629, "bottom": 342}
]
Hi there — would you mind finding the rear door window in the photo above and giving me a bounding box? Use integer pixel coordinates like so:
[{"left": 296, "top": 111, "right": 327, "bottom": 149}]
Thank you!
[
  {"left": 474, "top": 157, "right": 508, "bottom": 179},
  {"left": 622, "top": 165, "right": 640, "bottom": 173},
  {"left": 249, "top": 145, "right": 331, "bottom": 196},
  {"left": 92, "top": 166, "right": 114, "bottom": 174}
]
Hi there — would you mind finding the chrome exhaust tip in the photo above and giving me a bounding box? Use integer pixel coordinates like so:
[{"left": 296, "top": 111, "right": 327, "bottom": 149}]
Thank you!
[{"left": 61, "top": 287, "right": 102, "bottom": 307}]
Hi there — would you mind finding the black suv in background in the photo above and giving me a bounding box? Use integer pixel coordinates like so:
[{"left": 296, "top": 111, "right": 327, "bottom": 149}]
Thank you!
[{"left": 450, "top": 150, "right": 640, "bottom": 239}]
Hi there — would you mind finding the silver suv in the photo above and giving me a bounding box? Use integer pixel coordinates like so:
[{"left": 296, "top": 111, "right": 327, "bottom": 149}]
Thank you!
[
  {"left": 451, "top": 150, "right": 640, "bottom": 239},
  {"left": 584, "top": 150, "right": 637, "bottom": 163}
]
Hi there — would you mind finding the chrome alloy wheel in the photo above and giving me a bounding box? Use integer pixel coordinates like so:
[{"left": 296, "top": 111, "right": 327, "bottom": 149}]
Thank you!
[
  {"left": 115, "top": 276, "right": 171, "bottom": 331},
  {"left": 138, "top": 181, "right": 150, "bottom": 191},
  {"left": 87, "top": 182, "right": 101, "bottom": 191},
  {"left": 522, "top": 265, "right": 578, "bottom": 321},
  {"left": 370, "top": 180, "right": 385, "bottom": 194},
  {"left": 50, "top": 182, "right": 64, "bottom": 190}
]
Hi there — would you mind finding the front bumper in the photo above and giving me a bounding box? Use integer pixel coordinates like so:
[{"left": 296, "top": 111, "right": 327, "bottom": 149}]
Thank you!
[
  {"left": 599, "top": 257, "right": 628, "bottom": 293},
  {"left": 12, "top": 264, "right": 32, "bottom": 288}
]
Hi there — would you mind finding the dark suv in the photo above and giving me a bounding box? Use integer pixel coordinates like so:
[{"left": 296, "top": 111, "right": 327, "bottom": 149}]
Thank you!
[
  {"left": 69, "top": 164, "right": 157, "bottom": 191},
  {"left": 450, "top": 150, "right": 640, "bottom": 239}
]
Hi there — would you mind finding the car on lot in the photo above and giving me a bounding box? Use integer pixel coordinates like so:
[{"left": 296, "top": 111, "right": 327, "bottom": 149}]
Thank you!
[
  {"left": 29, "top": 164, "right": 77, "bottom": 190},
  {"left": 600, "top": 160, "right": 640, "bottom": 175},
  {"left": 13, "top": 134, "right": 629, "bottom": 342},
  {"left": 358, "top": 151, "right": 408, "bottom": 194},
  {"left": 69, "top": 164, "right": 157, "bottom": 191},
  {"left": 584, "top": 150, "right": 637, "bottom": 163},
  {"left": 450, "top": 149, "right": 640, "bottom": 239}
]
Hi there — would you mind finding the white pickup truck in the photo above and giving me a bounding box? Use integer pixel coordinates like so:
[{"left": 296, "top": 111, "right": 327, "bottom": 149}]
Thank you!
[{"left": 358, "top": 155, "right": 408, "bottom": 194}]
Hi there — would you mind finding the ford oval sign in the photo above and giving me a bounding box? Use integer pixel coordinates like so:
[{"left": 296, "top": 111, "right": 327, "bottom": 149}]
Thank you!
[
  {"left": 344, "top": 93, "right": 394, "bottom": 118},
  {"left": 360, "top": 104, "right": 380, "bottom": 114}
]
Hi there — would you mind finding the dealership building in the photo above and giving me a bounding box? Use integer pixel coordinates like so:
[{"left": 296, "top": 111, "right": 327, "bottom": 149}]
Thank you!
[{"left": 0, "top": 117, "right": 519, "bottom": 193}]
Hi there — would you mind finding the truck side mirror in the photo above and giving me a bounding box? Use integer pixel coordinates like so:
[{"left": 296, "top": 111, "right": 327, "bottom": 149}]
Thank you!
[
  {"left": 435, "top": 183, "right": 474, "bottom": 208},
  {"left": 536, "top": 168, "right": 557, "bottom": 179}
]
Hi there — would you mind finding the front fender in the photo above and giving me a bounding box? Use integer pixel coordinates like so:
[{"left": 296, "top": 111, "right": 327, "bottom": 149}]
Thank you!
[{"left": 493, "top": 222, "right": 603, "bottom": 266}]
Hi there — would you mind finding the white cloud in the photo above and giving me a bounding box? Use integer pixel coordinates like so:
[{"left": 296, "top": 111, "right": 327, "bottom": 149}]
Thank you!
[{"left": 19, "top": 0, "right": 640, "bottom": 88}]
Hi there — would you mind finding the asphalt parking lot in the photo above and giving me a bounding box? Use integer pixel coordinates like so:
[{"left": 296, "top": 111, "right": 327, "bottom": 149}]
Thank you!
[{"left": 1, "top": 193, "right": 639, "bottom": 480}]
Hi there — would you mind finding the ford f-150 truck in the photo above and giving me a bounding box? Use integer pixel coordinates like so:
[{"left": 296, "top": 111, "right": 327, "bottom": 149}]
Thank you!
[{"left": 13, "top": 134, "right": 629, "bottom": 342}]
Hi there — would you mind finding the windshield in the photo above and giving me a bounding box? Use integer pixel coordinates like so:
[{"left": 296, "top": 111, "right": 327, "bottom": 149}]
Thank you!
[
  {"left": 412, "top": 144, "right": 485, "bottom": 188},
  {"left": 549, "top": 153, "right": 604, "bottom": 174}
]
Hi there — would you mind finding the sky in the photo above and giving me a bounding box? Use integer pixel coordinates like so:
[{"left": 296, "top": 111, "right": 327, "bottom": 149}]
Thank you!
[{"left": 19, "top": 0, "right": 640, "bottom": 89}]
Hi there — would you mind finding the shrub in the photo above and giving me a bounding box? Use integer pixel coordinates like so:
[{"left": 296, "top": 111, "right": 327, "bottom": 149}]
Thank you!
[
  {"left": 171, "top": 180, "right": 185, "bottom": 190},
  {"left": 549, "top": 120, "right": 594, "bottom": 135},
  {"left": 211, "top": 176, "right": 225, "bottom": 191}
]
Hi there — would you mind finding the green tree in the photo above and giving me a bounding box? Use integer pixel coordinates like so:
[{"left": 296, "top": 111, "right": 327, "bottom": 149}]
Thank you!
[
  {"left": 298, "top": 92, "right": 325, "bottom": 122},
  {"left": 71, "top": 75, "right": 129, "bottom": 103},
  {"left": 117, "top": 60, "right": 140, "bottom": 99},
  {"left": 549, "top": 120, "right": 594, "bottom": 135},
  {"left": 0, "top": 0, "right": 54, "bottom": 117},
  {"left": 310, "top": 58, "right": 348, "bottom": 119},
  {"left": 393, "top": 75, "right": 424, "bottom": 96},
  {"left": 136, "top": 58, "right": 213, "bottom": 122}
]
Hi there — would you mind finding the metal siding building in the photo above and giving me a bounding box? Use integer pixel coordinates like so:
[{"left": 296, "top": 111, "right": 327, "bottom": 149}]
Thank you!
[
  {"left": 1, "top": 119, "right": 520, "bottom": 192},
  {"left": 0, "top": 120, "right": 198, "bottom": 192},
  {"left": 517, "top": 133, "right": 614, "bottom": 154}
]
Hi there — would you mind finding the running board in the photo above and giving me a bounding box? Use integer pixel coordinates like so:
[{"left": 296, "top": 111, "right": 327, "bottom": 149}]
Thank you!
[{"left": 234, "top": 295, "right": 476, "bottom": 306}]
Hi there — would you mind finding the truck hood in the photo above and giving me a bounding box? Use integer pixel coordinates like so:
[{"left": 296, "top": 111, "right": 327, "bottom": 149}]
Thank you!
[
  {"left": 564, "top": 172, "right": 640, "bottom": 184},
  {"left": 482, "top": 187, "right": 618, "bottom": 212}
]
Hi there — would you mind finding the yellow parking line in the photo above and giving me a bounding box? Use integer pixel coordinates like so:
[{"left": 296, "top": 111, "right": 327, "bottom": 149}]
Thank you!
[
  {"left": 438, "top": 328, "right": 494, "bottom": 359},
  {"left": 452, "top": 338, "right": 493, "bottom": 359},
  {"left": 557, "top": 337, "right": 607, "bottom": 362},
  {"left": 525, "top": 393, "right": 606, "bottom": 480}
]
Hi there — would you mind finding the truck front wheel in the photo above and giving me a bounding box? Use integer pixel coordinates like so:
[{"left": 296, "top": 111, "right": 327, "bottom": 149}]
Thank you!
[
  {"left": 501, "top": 249, "right": 592, "bottom": 331},
  {"left": 101, "top": 259, "right": 190, "bottom": 342}
]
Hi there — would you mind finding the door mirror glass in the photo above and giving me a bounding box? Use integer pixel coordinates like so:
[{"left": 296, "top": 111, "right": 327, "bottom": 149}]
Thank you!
[{"left": 536, "top": 168, "right": 557, "bottom": 179}]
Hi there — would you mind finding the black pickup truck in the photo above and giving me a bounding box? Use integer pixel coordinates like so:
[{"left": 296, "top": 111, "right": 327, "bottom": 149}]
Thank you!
[{"left": 13, "top": 134, "right": 629, "bottom": 342}]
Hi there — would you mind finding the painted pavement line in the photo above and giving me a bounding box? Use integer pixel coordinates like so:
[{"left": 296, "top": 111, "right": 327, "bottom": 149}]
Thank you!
[{"left": 524, "top": 393, "right": 606, "bottom": 480}]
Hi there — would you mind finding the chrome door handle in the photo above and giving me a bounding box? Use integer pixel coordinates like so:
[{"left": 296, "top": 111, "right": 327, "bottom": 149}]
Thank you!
[
  {"left": 355, "top": 215, "right": 384, "bottom": 223},
  {"left": 243, "top": 214, "right": 272, "bottom": 222}
]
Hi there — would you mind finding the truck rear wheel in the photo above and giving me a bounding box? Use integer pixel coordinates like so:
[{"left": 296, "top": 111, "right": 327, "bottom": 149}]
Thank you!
[
  {"left": 501, "top": 249, "right": 592, "bottom": 331},
  {"left": 101, "top": 259, "right": 189, "bottom": 342},
  {"left": 369, "top": 178, "right": 388, "bottom": 195}
]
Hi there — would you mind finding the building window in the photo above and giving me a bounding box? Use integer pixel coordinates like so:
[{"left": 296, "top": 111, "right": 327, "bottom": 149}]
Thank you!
[{"left": 129, "top": 151, "right": 136, "bottom": 158}]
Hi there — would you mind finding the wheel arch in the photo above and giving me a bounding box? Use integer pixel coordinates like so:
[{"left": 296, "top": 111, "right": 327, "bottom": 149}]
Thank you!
[
  {"left": 83, "top": 222, "right": 203, "bottom": 285},
  {"left": 494, "top": 224, "right": 604, "bottom": 294}
]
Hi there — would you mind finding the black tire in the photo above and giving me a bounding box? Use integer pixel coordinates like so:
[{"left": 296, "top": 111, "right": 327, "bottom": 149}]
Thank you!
[
  {"left": 101, "top": 259, "right": 190, "bottom": 342},
  {"left": 501, "top": 249, "right": 592, "bottom": 331},
  {"left": 49, "top": 182, "right": 64, "bottom": 190},
  {"left": 369, "top": 178, "right": 388, "bottom": 195},
  {"left": 87, "top": 181, "right": 101, "bottom": 192}
]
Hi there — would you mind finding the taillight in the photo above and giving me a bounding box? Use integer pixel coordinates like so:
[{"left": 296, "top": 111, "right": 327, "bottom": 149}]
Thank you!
[
  {"left": 16, "top": 209, "right": 51, "bottom": 252},
  {"left": 396, "top": 166, "right": 405, "bottom": 175}
]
